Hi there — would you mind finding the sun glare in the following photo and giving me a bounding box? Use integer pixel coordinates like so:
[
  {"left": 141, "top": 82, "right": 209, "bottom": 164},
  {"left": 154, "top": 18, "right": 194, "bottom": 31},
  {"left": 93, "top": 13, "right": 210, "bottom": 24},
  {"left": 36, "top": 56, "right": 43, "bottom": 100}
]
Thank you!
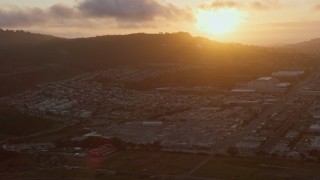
[{"left": 196, "top": 9, "right": 244, "bottom": 37}]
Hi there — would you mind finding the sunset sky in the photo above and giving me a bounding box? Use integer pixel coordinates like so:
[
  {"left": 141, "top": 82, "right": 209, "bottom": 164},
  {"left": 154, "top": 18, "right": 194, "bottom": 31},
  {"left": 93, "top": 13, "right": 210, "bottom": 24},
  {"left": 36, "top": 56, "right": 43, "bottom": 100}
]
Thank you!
[{"left": 1, "top": 0, "right": 320, "bottom": 45}]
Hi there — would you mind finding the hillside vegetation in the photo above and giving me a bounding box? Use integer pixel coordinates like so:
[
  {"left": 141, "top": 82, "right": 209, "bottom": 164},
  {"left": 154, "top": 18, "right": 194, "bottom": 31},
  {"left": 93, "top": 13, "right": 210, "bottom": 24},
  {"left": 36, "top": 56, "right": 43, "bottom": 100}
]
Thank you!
[{"left": 0, "top": 30, "right": 318, "bottom": 95}]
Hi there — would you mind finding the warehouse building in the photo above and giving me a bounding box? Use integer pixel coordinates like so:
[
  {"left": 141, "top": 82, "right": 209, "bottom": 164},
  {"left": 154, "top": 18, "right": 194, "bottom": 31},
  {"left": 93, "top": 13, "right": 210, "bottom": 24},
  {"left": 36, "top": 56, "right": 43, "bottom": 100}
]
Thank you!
[
  {"left": 248, "top": 77, "right": 280, "bottom": 91},
  {"left": 310, "top": 136, "right": 320, "bottom": 150},
  {"left": 272, "top": 71, "right": 304, "bottom": 77},
  {"left": 309, "top": 124, "right": 320, "bottom": 133}
]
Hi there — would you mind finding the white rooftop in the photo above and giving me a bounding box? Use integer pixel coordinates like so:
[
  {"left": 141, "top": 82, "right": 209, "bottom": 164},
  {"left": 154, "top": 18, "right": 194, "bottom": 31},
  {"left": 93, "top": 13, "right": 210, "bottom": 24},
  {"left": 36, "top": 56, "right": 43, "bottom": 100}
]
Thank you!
[
  {"left": 277, "top": 83, "right": 291, "bottom": 88},
  {"left": 311, "top": 136, "right": 320, "bottom": 148},
  {"left": 230, "top": 88, "right": 256, "bottom": 93},
  {"left": 309, "top": 124, "right": 320, "bottom": 132},
  {"left": 272, "top": 71, "right": 304, "bottom": 77},
  {"left": 236, "top": 142, "right": 261, "bottom": 149},
  {"left": 258, "top": 77, "right": 273, "bottom": 81}
]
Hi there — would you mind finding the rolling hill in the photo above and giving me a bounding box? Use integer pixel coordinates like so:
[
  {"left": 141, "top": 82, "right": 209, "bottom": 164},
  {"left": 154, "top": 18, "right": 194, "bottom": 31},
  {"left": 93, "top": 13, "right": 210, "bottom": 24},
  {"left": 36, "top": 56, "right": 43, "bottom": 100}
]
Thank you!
[
  {"left": 0, "top": 30, "right": 317, "bottom": 96},
  {"left": 0, "top": 29, "right": 60, "bottom": 46},
  {"left": 282, "top": 38, "right": 320, "bottom": 55}
]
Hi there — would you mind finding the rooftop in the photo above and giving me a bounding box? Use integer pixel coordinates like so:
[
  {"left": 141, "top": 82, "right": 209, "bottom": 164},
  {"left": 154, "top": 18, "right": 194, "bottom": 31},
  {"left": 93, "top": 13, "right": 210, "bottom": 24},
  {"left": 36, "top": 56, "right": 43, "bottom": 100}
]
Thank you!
[
  {"left": 311, "top": 136, "right": 320, "bottom": 148},
  {"left": 309, "top": 124, "right": 320, "bottom": 132},
  {"left": 272, "top": 71, "right": 305, "bottom": 77},
  {"left": 258, "top": 77, "right": 273, "bottom": 81}
]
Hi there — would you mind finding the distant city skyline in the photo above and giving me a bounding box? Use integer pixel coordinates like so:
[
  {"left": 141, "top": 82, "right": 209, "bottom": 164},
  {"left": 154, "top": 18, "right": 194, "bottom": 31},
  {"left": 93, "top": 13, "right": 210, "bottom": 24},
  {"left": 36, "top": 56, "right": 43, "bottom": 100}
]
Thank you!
[{"left": 1, "top": 0, "right": 320, "bottom": 44}]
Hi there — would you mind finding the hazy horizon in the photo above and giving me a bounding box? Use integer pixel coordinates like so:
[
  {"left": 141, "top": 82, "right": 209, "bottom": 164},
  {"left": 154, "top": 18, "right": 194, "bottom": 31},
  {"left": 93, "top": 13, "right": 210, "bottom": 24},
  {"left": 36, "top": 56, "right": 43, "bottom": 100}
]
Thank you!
[{"left": 1, "top": 0, "right": 320, "bottom": 45}]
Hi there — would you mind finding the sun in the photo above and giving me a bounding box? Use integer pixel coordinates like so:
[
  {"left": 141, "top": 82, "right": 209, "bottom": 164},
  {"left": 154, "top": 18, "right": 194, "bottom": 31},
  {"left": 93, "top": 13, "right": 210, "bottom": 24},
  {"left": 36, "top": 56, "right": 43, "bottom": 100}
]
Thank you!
[{"left": 196, "top": 9, "right": 244, "bottom": 36}]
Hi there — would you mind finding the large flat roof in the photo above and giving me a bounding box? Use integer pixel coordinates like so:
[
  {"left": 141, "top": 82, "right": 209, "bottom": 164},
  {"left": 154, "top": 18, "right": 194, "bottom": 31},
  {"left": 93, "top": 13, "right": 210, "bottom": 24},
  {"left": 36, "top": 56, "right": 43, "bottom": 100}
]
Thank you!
[
  {"left": 258, "top": 77, "right": 273, "bottom": 81},
  {"left": 309, "top": 124, "right": 320, "bottom": 131},
  {"left": 311, "top": 136, "right": 320, "bottom": 148},
  {"left": 272, "top": 71, "right": 304, "bottom": 77},
  {"left": 231, "top": 88, "right": 256, "bottom": 93}
]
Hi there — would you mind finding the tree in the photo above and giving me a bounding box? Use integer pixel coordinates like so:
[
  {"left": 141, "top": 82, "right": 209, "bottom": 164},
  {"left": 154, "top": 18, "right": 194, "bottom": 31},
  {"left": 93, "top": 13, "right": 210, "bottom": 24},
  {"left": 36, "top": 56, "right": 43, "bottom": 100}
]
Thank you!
[
  {"left": 227, "top": 146, "right": 239, "bottom": 157},
  {"left": 152, "top": 140, "right": 161, "bottom": 151},
  {"left": 299, "top": 152, "right": 306, "bottom": 160},
  {"left": 271, "top": 152, "right": 278, "bottom": 158},
  {"left": 256, "top": 150, "right": 267, "bottom": 157}
]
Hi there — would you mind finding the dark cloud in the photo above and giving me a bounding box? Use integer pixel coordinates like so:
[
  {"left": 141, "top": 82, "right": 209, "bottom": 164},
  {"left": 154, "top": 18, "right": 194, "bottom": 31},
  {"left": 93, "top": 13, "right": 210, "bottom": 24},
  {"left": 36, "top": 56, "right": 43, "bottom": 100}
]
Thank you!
[
  {"left": 49, "top": 4, "right": 75, "bottom": 18},
  {"left": 0, "top": 0, "right": 193, "bottom": 27},
  {"left": 78, "top": 0, "right": 192, "bottom": 21},
  {"left": 0, "top": 4, "right": 76, "bottom": 27},
  {"left": 0, "top": 7, "right": 47, "bottom": 27}
]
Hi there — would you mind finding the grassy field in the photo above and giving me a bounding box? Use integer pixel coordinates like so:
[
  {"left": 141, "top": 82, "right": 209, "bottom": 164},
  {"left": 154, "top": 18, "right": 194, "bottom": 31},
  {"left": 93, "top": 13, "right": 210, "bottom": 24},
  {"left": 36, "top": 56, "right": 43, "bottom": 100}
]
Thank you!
[
  {"left": 193, "top": 156, "right": 320, "bottom": 179},
  {"left": 0, "top": 169, "right": 149, "bottom": 180},
  {"left": 193, "top": 157, "right": 257, "bottom": 179},
  {"left": 1, "top": 150, "right": 320, "bottom": 179},
  {"left": 0, "top": 107, "right": 63, "bottom": 138},
  {"left": 0, "top": 150, "right": 206, "bottom": 179},
  {"left": 22, "top": 122, "right": 87, "bottom": 143},
  {"left": 85, "top": 150, "right": 207, "bottom": 175}
]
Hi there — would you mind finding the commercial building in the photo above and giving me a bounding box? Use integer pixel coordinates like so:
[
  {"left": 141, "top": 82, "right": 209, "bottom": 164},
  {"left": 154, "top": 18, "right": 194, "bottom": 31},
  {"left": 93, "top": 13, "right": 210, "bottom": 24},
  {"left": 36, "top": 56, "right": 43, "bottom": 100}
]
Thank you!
[
  {"left": 223, "top": 100, "right": 259, "bottom": 106},
  {"left": 309, "top": 124, "right": 320, "bottom": 133},
  {"left": 272, "top": 71, "right": 304, "bottom": 78},
  {"left": 276, "top": 83, "right": 291, "bottom": 88},
  {"left": 230, "top": 89, "right": 256, "bottom": 93},
  {"left": 142, "top": 121, "right": 163, "bottom": 126},
  {"left": 248, "top": 77, "right": 280, "bottom": 91},
  {"left": 310, "top": 136, "right": 320, "bottom": 150},
  {"left": 86, "top": 144, "right": 116, "bottom": 158}
]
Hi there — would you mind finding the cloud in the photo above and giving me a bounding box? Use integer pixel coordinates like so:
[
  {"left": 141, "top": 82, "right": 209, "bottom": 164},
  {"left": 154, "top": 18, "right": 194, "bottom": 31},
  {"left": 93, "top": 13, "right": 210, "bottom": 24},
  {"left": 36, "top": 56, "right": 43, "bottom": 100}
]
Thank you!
[
  {"left": 200, "top": 0, "right": 282, "bottom": 11},
  {"left": 0, "top": 4, "right": 76, "bottom": 27},
  {"left": 0, "top": 7, "right": 46, "bottom": 27},
  {"left": 0, "top": 0, "right": 193, "bottom": 28},
  {"left": 49, "top": 4, "right": 75, "bottom": 18},
  {"left": 78, "top": 0, "right": 192, "bottom": 21}
]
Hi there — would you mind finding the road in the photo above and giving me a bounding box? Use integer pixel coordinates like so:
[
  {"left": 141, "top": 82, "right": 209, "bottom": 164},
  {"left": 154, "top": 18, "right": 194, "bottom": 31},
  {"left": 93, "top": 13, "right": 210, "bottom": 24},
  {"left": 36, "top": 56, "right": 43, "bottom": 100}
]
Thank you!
[
  {"left": 187, "top": 102, "right": 285, "bottom": 176},
  {"left": 262, "top": 110, "right": 299, "bottom": 152}
]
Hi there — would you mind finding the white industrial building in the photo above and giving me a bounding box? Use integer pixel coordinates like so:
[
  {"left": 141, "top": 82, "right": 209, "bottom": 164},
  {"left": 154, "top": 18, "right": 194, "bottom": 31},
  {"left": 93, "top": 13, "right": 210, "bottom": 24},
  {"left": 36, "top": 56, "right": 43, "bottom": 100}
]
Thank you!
[
  {"left": 142, "top": 121, "right": 163, "bottom": 126},
  {"left": 232, "top": 76, "right": 290, "bottom": 93},
  {"left": 230, "top": 89, "right": 256, "bottom": 93},
  {"left": 248, "top": 77, "right": 280, "bottom": 91},
  {"left": 308, "top": 124, "right": 320, "bottom": 133},
  {"left": 276, "top": 83, "right": 291, "bottom": 88},
  {"left": 272, "top": 71, "right": 304, "bottom": 77},
  {"left": 31, "top": 98, "right": 76, "bottom": 115},
  {"left": 310, "top": 136, "right": 320, "bottom": 150},
  {"left": 78, "top": 110, "right": 92, "bottom": 118}
]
